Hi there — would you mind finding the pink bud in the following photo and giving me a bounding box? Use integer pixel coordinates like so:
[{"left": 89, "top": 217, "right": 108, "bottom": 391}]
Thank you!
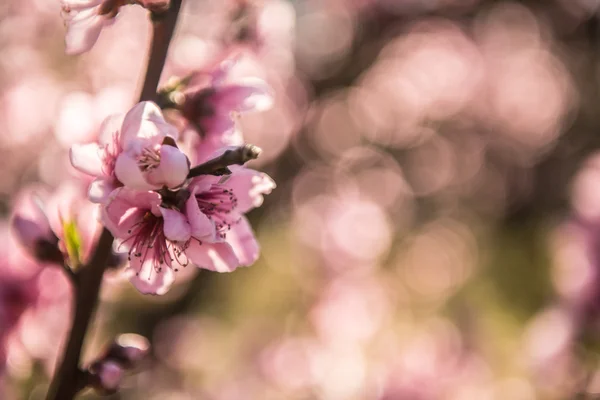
[
  {"left": 95, "top": 360, "right": 124, "bottom": 392},
  {"left": 113, "top": 333, "right": 151, "bottom": 367}
]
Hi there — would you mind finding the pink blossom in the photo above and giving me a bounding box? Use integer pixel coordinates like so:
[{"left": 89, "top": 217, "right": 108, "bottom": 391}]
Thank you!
[
  {"left": 70, "top": 102, "right": 189, "bottom": 202},
  {"left": 101, "top": 188, "right": 189, "bottom": 295},
  {"left": 181, "top": 58, "right": 273, "bottom": 162},
  {"left": 61, "top": 0, "right": 127, "bottom": 55},
  {"left": 102, "top": 163, "right": 274, "bottom": 293},
  {"left": 10, "top": 182, "right": 102, "bottom": 266},
  {"left": 184, "top": 165, "right": 275, "bottom": 272}
]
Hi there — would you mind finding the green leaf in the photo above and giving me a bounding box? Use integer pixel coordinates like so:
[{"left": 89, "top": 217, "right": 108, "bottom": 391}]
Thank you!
[{"left": 63, "top": 220, "right": 83, "bottom": 269}]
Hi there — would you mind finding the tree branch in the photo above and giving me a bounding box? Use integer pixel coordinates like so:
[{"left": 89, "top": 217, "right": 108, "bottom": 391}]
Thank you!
[
  {"left": 45, "top": 2, "right": 183, "bottom": 399},
  {"left": 187, "top": 144, "right": 262, "bottom": 178}
]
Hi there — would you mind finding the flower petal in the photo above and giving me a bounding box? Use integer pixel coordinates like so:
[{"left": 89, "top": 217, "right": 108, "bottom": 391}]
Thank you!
[
  {"left": 186, "top": 241, "right": 239, "bottom": 272},
  {"left": 11, "top": 216, "right": 51, "bottom": 249},
  {"left": 88, "top": 179, "right": 117, "bottom": 204},
  {"left": 185, "top": 189, "right": 216, "bottom": 241},
  {"left": 227, "top": 217, "right": 259, "bottom": 266},
  {"left": 115, "top": 153, "right": 157, "bottom": 190},
  {"left": 70, "top": 142, "right": 104, "bottom": 176},
  {"left": 225, "top": 167, "right": 276, "bottom": 213},
  {"left": 126, "top": 259, "right": 175, "bottom": 295},
  {"left": 101, "top": 188, "right": 161, "bottom": 238},
  {"left": 159, "top": 207, "right": 191, "bottom": 242},
  {"left": 146, "top": 145, "right": 189, "bottom": 189},
  {"left": 213, "top": 78, "right": 274, "bottom": 114},
  {"left": 98, "top": 113, "right": 124, "bottom": 148},
  {"left": 64, "top": 8, "right": 107, "bottom": 55},
  {"left": 120, "top": 102, "right": 178, "bottom": 147}
]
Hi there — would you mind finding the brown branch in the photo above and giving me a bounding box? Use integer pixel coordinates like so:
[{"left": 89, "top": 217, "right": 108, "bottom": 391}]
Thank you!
[
  {"left": 187, "top": 144, "right": 262, "bottom": 178},
  {"left": 45, "top": 2, "right": 183, "bottom": 399}
]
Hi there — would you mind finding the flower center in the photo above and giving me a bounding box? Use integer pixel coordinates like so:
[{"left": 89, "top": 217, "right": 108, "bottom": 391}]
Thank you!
[
  {"left": 136, "top": 147, "right": 161, "bottom": 172},
  {"left": 121, "top": 211, "right": 189, "bottom": 275},
  {"left": 195, "top": 185, "right": 241, "bottom": 239}
]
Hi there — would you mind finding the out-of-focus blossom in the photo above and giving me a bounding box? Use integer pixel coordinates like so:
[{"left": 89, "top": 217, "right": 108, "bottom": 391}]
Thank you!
[
  {"left": 178, "top": 58, "right": 273, "bottom": 162},
  {"left": 88, "top": 333, "right": 149, "bottom": 394},
  {"left": 61, "top": 0, "right": 126, "bottom": 55},
  {"left": 60, "top": 0, "right": 169, "bottom": 55},
  {"left": 10, "top": 188, "right": 60, "bottom": 264},
  {"left": 10, "top": 182, "right": 101, "bottom": 266},
  {"left": 185, "top": 165, "right": 275, "bottom": 272},
  {"left": 70, "top": 101, "right": 188, "bottom": 202},
  {"left": 0, "top": 265, "right": 39, "bottom": 372}
]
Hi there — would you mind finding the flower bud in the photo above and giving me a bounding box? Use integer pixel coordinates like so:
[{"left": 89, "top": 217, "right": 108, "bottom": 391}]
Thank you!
[
  {"left": 103, "top": 333, "right": 150, "bottom": 369},
  {"left": 90, "top": 360, "right": 124, "bottom": 394},
  {"left": 11, "top": 210, "right": 63, "bottom": 265}
]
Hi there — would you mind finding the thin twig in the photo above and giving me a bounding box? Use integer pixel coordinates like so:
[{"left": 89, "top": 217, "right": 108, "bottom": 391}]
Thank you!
[
  {"left": 187, "top": 144, "right": 262, "bottom": 178},
  {"left": 45, "top": 2, "right": 183, "bottom": 399}
]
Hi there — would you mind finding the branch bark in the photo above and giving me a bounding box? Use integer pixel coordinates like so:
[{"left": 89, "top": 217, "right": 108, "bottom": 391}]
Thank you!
[
  {"left": 45, "top": 2, "right": 183, "bottom": 399},
  {"left": 187, "top": 144, "right": 262, "bottom": 178}
]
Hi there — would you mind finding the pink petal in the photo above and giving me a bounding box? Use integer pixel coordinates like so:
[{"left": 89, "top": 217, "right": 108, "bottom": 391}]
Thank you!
[
  {"left": 213, "top": 78, "right": 274, "bottom": 114},
  {"left": 70, "top": 142, "right": 104, "bottom": 176},
  {"left": 11, "top": 215, "right": 51, "bottom": 249},
  {"left": 120, "top": 102, "right": 178, "bottom": 147},
  {"left": 225, "top": 167, "right": 276, "bottom": 213},
  {"left": 88, "top": 179, "right": 117, "bottom": 204},
  {"left": 126, "top": 259, "right": 175, "bottom": 295},
  {"left": 64, "top": 8, "right": 107, "bottom": 55},
  {"left": 11, "top": 187, "right": 52, "bottom": 233},
  {"left": 44, "top": 183, "right": 82, "bottom": 238},
  {"left": 146, "top": 145, "right": 189, "bottom": 189},
  {"left": 187, "top": 175, "right": 217, "bottom": 194},
  {"left": 114, "top": 153, "right": 158, "bottom": 191},
  {"left": 159, "top": 207, "right": 191, "bottom": 242},
  {"left": 76, "top": 201, "right": 102, "bottom": 262},
  {"left": 102, "top": 188, "right": 161, "bottom": 238},
  {"left": 185, "top": 189, "right": 216, "bottom": 241},
  {"left": 227, "top": 217, "right": 259, "bottom": 266},
  {"left": 200, "top": 115, "right": 236, "bottom": 137},
  {"left": 186, "top": 241, "right": 240, "bottom": 272},
  {"left": 98, "top": 113, "right": 124, "bottom": 148}
]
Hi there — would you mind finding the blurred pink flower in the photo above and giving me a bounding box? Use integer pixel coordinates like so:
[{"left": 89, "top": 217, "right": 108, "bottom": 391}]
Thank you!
[
  {"left": 61, "top": 0, "right": 127, "bottom": 55},
  {"left": 184, "top": 165, "right": 275, "bottom": 272},
  {"left": 10, "top": 188, "right": 58, "bottom": 263},
  {"left": 70, "top": 102, "right": 188, "bottom": 202},
  {"left": 0, "top": 269, "right": 39, "bottom": 346},
  {"left": 181, "top": 58, "right": 273, "bottom": 162},
  {"left": 11, "top": 183, "right": 101, "bottom": 266}
]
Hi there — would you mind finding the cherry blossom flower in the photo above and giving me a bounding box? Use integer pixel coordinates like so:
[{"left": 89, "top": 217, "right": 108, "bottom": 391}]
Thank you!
[
  {"left": 61, "top": 0, "right": 129, "bottom": 55},
  {"left": 101, "top": 188, "right": 189, "bottom": 295},
  {"left": 184, "top": 165, "right": 275, "bottom": 272},
  {"left": 102, "top": 162, "right": 274, "bottom": 294},
  {"left": 10, "top": 182, "right": 101, "bottom": 266},
  {"left": 70, "top": 102, "right": 189, "bottom": 202},
  {"left": 180, "top": 58, "right": 273, "bottom": 162}
]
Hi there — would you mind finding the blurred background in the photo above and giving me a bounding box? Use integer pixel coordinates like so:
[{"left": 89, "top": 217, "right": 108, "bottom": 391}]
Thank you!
[{"left": 4, "top": 0, "right": 600, "bottom": 398}]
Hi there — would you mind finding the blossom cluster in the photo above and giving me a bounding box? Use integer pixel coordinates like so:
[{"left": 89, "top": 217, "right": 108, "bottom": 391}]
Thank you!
[
  {"left": 67, "top": 68, "right": 274, "bottom": 295},
  {"left": 10, "top": 0, "right": 275, "bottom": 297}
]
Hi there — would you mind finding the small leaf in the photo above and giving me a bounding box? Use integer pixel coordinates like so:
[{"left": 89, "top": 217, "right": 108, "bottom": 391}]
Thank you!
[{"left": 63, "top": 220, "right": 83, "bottom": 269}]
